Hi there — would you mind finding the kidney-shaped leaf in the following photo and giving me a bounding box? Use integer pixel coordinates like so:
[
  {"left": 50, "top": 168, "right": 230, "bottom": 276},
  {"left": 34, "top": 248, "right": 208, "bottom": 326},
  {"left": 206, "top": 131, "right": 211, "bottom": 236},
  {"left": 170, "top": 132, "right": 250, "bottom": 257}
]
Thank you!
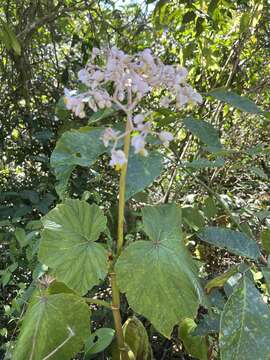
[
  {"left": 198, "top": 227, "right": 261, "bottom": 261},
  {"left": 115, "top": 204, "right": 206, "bottom": 337},
  {"left": 220, "top": 276, "right": 270, "bottom": 360},
  {"left": 126, "top": 151, "right": 164, "bottom": 200},
  {"left": 39, "top": 199, "right": 108, "bottom": 295},
  {"left": 51, "top": 127, "right": 106, "bottom": 198},
  {"left": 13, "top": 293, "right": 90, "bottom": 360}
]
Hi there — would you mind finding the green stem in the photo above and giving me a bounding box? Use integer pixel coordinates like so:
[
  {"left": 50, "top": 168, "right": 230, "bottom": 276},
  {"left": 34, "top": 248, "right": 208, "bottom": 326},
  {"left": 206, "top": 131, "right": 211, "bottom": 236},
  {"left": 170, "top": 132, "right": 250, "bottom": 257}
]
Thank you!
[
  {"left": 117, "top": 113, "right": 132, "bottom": 256},
  {"left": 110, "top": 112, "right": 132, "bottom": 360}
]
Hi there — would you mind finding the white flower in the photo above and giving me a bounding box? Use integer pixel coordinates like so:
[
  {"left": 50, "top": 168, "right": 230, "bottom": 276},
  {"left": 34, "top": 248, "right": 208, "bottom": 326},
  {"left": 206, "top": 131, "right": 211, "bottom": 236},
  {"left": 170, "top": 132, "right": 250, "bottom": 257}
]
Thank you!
[
  {"left": 137, "top": 121, "right": 152, "bottom": 136},
  {"left": 133, "top": 114, "right": 145, "bottom": 124},
  {"left": 101, "top": 128, "right": 120, "bottom": 147},
  {"left": 131, "top": 134, "right": 148, "bottom": 156},
  {"left": 109, "top": 149, "right": 127, "bottom": 170},
  {"left": 78, "top": 69, "right": 91, "bottom": 85},
  {"left": 64, "top": 88, "right": 86, "bottom": 118},
  {"left": 159, "top": 131, "right": 174, "bottom": 147}
]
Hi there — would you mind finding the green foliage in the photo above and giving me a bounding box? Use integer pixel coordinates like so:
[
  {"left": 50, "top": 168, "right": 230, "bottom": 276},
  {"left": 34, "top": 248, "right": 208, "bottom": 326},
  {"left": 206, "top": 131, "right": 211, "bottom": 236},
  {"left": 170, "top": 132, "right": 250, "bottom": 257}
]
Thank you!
[
  {"left": 220, "top": 276, "right": 270, "bottom": 360},
  {"left": 84, "top": 328, "right": 115, "bottom": 357},
  {"left": 179, "top": 318, "right": 208, "bottom": 360},
  {"left": 198, "top": 227, "right": 261, "bottom": 260},
  {"left": 116, "top": 204, "right": 206, "bottom": 337},
  {"left": 39, "top": 199, "right": 108, "bottom": 295},
  {"left": 126, "top": 151, "right": 163, "bottom": 200},
  {"left": 13, "top": 293, "right": 90, "bottom": 360},
  {"left": 122, "top": 317, "right": 153, "bottom": 359}
]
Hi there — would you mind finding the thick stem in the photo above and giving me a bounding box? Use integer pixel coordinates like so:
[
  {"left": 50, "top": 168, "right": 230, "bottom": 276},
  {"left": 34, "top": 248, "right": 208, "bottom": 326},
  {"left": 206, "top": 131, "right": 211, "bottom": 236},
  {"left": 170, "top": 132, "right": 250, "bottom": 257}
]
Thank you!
[
  {"left": 117, "top": 112, "right": 132, "bottom": 256},
  {"left": 110, "top": 112, "right": 133, "bottom": 360},
  {"left": 110, "top": 272, "right": 129, "bottom": 360}
]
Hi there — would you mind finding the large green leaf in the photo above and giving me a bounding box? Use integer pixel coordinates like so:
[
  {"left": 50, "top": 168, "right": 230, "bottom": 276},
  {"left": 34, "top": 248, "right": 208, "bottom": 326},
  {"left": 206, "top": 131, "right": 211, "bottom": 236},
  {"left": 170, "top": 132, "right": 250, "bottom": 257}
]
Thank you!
[
  {"left": 13, "top": 293, "right": 90, "bottom": 360},
  {"left": 39, "top": 199, "right": 108, "bottom": 295},
  {"left": 126, "top": 151, "right": 164, "bottom": 200},
  {"left": 208, "top": 88, "right": 264, "bottom": 115},
  {"left": 198, "top": 227, "right": 261, "bottom": 260},
  {"left": 220, "top": 276, "right": 270, "bottom": 360},
  {"left": 115, "top": 204, "right": 206, "bottom": 337},
  {"left": 51, "top": 127, "right": 106, "bottom": 198},
  {"left": 183, "top": 117, "right": 222, "bottom": 149}
]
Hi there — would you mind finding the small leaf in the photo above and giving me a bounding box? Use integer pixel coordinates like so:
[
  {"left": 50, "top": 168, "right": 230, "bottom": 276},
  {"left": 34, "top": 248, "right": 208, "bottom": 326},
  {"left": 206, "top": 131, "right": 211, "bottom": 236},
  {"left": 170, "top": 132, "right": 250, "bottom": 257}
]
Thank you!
[
  {"left": 179, "top": 318, "right": 208, "bottom": 360},
  {"left": 0, "top": 20, "right": 21, "bottom": 55},
  {"left": 208, "top": 88, "right": 264, "bottom": 115},
  {"left": 198, "top": 227, "right": 261, "bottom": 260},
  {"left": 125, "top": 151, "right": 163, "bottom": 200},
  {"left": 51, "top": 127, "right": 106, "bottom": 198},
  {"left": 205, "top": 266, "right": 240, "bottom": 294},
  {"left": 123, "top": 317, "right": 153, "bottom": 359},
  {"left": 39, "top": 199, "right": 108, "bottom": 295},
  {"left": 183, "top": 117, "right": 222, "bottom": 149},
  {"left": 182, "top": 206, "right": 205, "bottom": 231},
  {"left": 261, "top": 228, "right": 270, "bottom": 254},
  {"left": 220, "top": 276, "right": 270, "bottom": 360},
  {"left": 13, "top": 293, "right": 90, "bottom": 360},
  {"left": 84, "top": 328, "right": 115, "bottom": 356},
  {"left": 184, "top": 158, "right": 225, "bottom": 169},
  {"left": 116, "top": 204, "right": 206, "bottom": 337},
  {"left": 88, "top": 106, "right": 118, "bottom": 124},
  {"left": 14, "top": 228, "right": 28, "bottom": 248}
]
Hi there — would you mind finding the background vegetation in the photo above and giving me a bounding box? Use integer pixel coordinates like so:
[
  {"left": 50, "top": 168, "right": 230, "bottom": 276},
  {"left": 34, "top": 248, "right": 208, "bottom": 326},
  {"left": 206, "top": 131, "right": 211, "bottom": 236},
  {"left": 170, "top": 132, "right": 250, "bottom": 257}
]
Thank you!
[{"left": 0, "top": 0, "right": 269, "bottom": 358}]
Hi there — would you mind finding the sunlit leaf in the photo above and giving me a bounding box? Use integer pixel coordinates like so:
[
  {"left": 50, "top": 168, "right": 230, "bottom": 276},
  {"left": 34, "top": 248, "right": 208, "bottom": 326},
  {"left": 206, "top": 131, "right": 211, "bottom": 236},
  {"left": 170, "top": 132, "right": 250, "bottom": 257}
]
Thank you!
[{"left": 116, "top": 204, "right": 207, "bottom": 337}]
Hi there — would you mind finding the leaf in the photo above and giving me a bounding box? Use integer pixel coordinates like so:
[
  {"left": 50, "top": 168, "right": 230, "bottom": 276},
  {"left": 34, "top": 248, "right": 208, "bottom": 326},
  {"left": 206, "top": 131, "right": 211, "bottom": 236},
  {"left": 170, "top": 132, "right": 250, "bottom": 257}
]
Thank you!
[
  {"left": 14, "top": 228, "right": 28, "bottom": 248},
  {"left": 122, "top": 317, "right": 153, "bottom": 359},
  {"left": 183, "top": 117, "right": 222, "bottom": 149},
  {"left": 184, "top": 158, "right": 225, "bottom": 169},
  {"left": 13, "top": 293, "right": 90, "bottom": 360},
  {"left": 205, "top": 266, "right": 240, "bottom": 294},
  {"left": 88, "top": 106, "right": 118, "bottom": 124},
  {"left": 198, "top": 227, "right": 261, "bottom": 260},
  {"left": 240, "top": 13, "right": 250, "bottom": 33},
  {"left": 192, "top": 313, "right": 220, "bottom": 336},
  {"left": 261, "top": 228, "right": 270, "bottom": 254},
  {"left": 39, "top": 199, "right": 108, "bottom": 295},
  {"left": 208, "top": 88, "right": 264, "bottom": 115},
  {"left": 115, "top": 204, "right": 206, "bottom": 337},
  {"left": 0, "top": 20, "right": 21, "bottom": 55},
  {"left": 51, "top": 127, "right": 106, "bottom": 198},
  {"left": 125, "top": 151, "right": 163, "bottom": 200},
  {"left": 182, "top": 206, "right": 205, "bottom": 231},
  {"left": 262, "top": 268, "right": 270, "bottom": 293},
  {"left": 84, "top": 328, "right": 115, "bottom": 357},
  {"left": 203, "top": 197, "right": 218, "bottom": 219},
  {"left": 179, "top": 318, "right": 208, "bottom": 360},
  {"left": 220, "top": 276, "right": 270, "bottom": 360}
]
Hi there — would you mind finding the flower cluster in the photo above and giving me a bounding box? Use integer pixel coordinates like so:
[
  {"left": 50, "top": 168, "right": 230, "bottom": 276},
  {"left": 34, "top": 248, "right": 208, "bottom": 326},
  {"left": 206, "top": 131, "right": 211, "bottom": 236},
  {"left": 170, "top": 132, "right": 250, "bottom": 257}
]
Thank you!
[{"left": 64, "top": 47, "right": 202, "bottom": 168}]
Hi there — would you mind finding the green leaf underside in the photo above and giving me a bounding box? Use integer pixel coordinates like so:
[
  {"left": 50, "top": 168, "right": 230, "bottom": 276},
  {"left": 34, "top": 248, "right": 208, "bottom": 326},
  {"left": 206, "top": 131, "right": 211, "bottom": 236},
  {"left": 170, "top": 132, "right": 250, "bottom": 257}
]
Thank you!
[
  {"left": 126, "top": 151, "right": 164, "bottom": 200},
  {"left": 179, "top": 318, "right": 208, "bottom": 360},
  {"left": 13, "top": 293, "right": 90, "bottom": 360},
  {"left": 198, "top": 227, "right": 261, "bottom": 260},
  {"left": 39, "top": 199, "right": 108, "bottom": 295},
  {"left": 183, "top": 117, "right": 222, "bottom": 149},
  {"left": 220, "top": 276, "right": 270, "bottom": 360},
  {"left": 208, "top": 88, "right": 264, "bottom": 115},
  {"left": 85, "top": 328, "right": 115, "bottom": 355},
  {"left": 50, "top": 127, "right": 106, "bottom": 198},
  {"left": 115, "top": 204, "right": 206, "bottom": 337}
]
